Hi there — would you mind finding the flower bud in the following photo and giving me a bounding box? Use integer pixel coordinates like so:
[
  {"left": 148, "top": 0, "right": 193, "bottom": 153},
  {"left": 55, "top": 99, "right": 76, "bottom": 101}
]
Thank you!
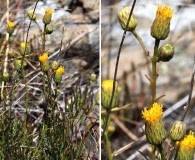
[
  {"left": 101, "top": 80, "right": 119, "bottom": 109},
  {"left": 9, "top": 50, "right": 15, "bottom": 58},
  {"left": 45, "top": 25, "right": 53, "bottom": 34},
  {"left": 158, "top": 44, "right": 174, "bottom": 62},
  {"left": 39, "top": 53, "right": 49, "bottom": 72},
  {"left": 3, "top": 72, "right": 10, "bottom": 82},
  {"left": 90, "top": 73, "right": 97, "bottom": 85},
  {"left": 7, "top": 22, "right": 15, "bottom": 35},
  {"left": 14, "top": 59, "right": 22, "bottom": 71},
  {"left": 40, "top": 62, "right": 50, "bottom": 72},
  {"left": 28, "top": 10, "right": 36, "bottom": 21},
  {"left": 117, "top": 7, "right": 137, "bottom": 32},
  {"left": 90, "top": 73, "right": 96, "bottom": 82},
  {"left": 51, "top": 61, "right": 59, "bottom": 70},
  {"left": 170, "top": 121, "right": 186, "bottom": 141},
  {"left": 151, "top": 5, "right": 174, "bottom": 40},
  {"left": 43, "top": 8, "right": 53, "bottom": 25},
  {"left": 19, "top": 42, "right": 29, "bottom": 56},
  {"left": 107, "top": 125, "right": 115, "bottom": 138},
  {"left": 54, "top": 65, "right": 64, "bottom": 84}
]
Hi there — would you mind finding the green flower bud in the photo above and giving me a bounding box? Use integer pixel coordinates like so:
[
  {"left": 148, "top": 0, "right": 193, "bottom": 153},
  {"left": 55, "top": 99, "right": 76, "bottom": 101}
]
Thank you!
[
  {"left": 117, "top": 7, "right": 138, "bottom": 32},
  {"left": 158, "top": 44, "right": 174, "bottom": 62},
  {"left": 3, "top": 72, "right": 10, "bottom": 82},
  {"left": 90, "top": 73, "right": 97, "bottom": 85},
  {"left": 90, "top": 73, "right": 96, "bottom": 82},
  {"left": 45, "top": 25, "right": 53, "bottom": 34},
  {"left": 9, "top": 50, "right": 15, "bottom": 58},
  {"left": 101, "top": 80, "right": 119, "bottom": 109},
  {"left": 40, "top": 62, "right": 50, "bottom": 72},
  {"left": 170, "top": 121, "right": 186, "bottom": 141},
  {"left": 107, "top": 125, "right": 115, "bottom": 138},
  {"left": 51, "top": 61, "right": 59, "bottom": 70},
  {"left": 28, "top": 10, "right": 36, "bottom": 21},
  {"left": 14, "top": 59, "right": 22, "bottom": 71}
]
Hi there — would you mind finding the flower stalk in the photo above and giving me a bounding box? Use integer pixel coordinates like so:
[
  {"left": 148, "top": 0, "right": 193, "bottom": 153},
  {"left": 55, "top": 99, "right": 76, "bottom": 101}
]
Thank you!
[{"left": 151, "top": 39, "right": 160, "bottom": 103}]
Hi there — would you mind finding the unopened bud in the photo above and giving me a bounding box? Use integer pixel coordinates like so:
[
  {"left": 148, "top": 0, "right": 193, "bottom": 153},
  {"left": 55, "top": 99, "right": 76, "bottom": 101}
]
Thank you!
[
  {"left": 3, "top": 72, "right": 10, "bottom": 82},
  {"left": 170, "top": 121, "right": 186, "bottom": 141},
  {"left": 45, "top": 25, "right": 53, "bottom": 34},
  {"left": 51, "top": 61, "right": 59, "bottom": 70},
  {"left": 158, "top": 44, "right": 174, "bottom": 62},
  {"left": 117, "top": 7, "right": 137, "bottom": 32},
  {"left": 28, "top": 10, "right": 36, "bottom": 21}
]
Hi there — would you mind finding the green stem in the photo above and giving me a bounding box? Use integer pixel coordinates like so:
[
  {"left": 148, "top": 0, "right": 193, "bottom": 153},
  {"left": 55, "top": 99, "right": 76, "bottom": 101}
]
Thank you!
[
  {"left": 152, "top": 145, "right": 156, "bottom": 160},
  {"left": 105, "top": 113, "right": 113, "bottom": 160},
  {"left": 151, "top": 39, "right": 160, "bottom": 103},
  {"left": 157, "top": 144, "right": 166, "bottom": 160},
  {"left": 42, "top": 24, "right": 47, "bottom": 52},
  {"left": 132, "top": 30, "right": 149, "bottom": 56},
  {"left": 105, "top": 133, "right": 113, "bottom": 160},
  {"left": 51, "top": 83, "right": 58, "bottom": 120}
]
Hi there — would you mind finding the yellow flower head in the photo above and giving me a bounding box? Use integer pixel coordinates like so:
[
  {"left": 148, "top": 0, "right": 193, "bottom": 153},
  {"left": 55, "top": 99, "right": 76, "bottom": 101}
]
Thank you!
[
  {"left": 20, "top": 42, "right": 27, "bottom": 49},
  {"left": 178, "top": 131, "right": 195, "bottom": 150},
  {"left": 176, "top": 131, "right": 195, "bottom": 159},
  {"left": 54, "top": 65, "right": 64, "bottom": 83},
  {"left": 43, "top": 8, "right": 53, "bottom": 24},
  {"left": 19, "top": 42, "right": 29, "bottom": 55},
  {"left": 8, "top": 22, "right": 15, "bottom": 28},
  {"left": 39, "top": 52, "right": 48, "bottom": 63},
  {"left": 142, "top": 103, "right": 166, "bottom": 145},
  {"left": 45, "top": 8, "right": 53, "bottom": 16},
  {"left": 156, "top": 4, "right": 173, "bottom": 19},
  {"left": 55, "top": 65, "right": 64, "bottom": 75},
  {"left": 142, "top": 102, "right": 163, "bottom": 124},
  {"left": 7, "top": 22, "right": 15, "bottom": 34},
  {"left": 101, "top": 80, "right": 119, "bottom": 109},
  {"left": 102, "top": 80, "right": 118, "bottom": 94},
  {"left": 151, "top": 4, "right": 174, "bottom": 40}
]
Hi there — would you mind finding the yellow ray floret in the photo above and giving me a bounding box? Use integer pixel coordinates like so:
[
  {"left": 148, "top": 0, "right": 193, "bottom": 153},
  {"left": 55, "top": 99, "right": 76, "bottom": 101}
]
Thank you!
[
  {"left": 45, "top": 8, "right": 53, "bottom": 15},
  {"left": 102, "top": 80, "right": 118, "bottom": 93},
  {"left": 178, "top": 131, "right": 195, "bottom": 150},
  {"left": 39, "top": 53, "right": 48, "bottom": 63},
  {"left": 55, "top": 65, "right": 64, "bottom": 75},
  {"left": 157, "top": 4, "right": 174, "bottom": 19},
  {"left": 142, "top": 102, "right": 163, "bottom": 123},
  {"left": 8, "top": 22, "right": 15, "bottom": 28}
]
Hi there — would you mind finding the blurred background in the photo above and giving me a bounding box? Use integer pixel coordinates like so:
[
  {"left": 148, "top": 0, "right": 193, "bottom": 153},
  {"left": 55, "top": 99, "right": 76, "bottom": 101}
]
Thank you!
[{"left": 101, "top": 0, "right": 195, "bottom": 159}]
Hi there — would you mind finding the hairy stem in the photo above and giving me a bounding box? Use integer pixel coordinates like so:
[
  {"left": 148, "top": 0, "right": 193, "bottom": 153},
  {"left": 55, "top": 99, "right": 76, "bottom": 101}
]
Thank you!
[
  {"left": 132, "top": 30, "right": 149, "bottom": 56},
  {"left": 151, "top": 39, "right": 160, "bottom": 103}
]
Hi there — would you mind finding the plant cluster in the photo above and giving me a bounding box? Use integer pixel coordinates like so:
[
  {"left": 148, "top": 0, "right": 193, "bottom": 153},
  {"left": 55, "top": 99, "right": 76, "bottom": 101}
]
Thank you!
[{"left": 0, "top": 4, "right": 99, "bottom": 159}]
